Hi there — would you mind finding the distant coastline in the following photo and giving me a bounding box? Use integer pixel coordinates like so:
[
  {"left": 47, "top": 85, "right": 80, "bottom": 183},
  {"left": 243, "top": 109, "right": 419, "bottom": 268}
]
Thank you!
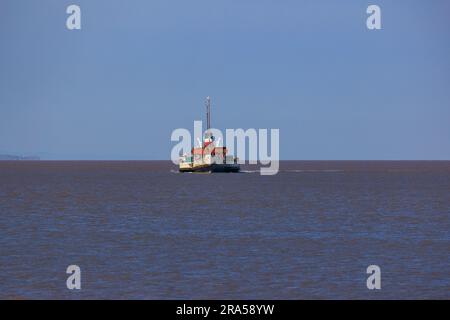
[{"left": 0, "top": 154, "right": 40, "bottom": 160}]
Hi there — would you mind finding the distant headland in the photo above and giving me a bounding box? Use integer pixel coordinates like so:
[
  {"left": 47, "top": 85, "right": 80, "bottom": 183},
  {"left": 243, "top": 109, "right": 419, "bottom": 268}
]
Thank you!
[{"left": 0, "top": 154, "right": 40, "bottom": 160}]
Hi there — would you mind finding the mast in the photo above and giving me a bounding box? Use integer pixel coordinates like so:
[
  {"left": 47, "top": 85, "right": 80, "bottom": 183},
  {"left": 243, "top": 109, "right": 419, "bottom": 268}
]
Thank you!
[{"left": 206, "top": 96, "right": 211, "bottom": 130}]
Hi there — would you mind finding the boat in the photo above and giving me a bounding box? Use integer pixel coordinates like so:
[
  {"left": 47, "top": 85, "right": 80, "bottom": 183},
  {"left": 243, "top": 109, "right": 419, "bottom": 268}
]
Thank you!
[{"left": 179, "top": 97, "right": 240, "bottom": 173}]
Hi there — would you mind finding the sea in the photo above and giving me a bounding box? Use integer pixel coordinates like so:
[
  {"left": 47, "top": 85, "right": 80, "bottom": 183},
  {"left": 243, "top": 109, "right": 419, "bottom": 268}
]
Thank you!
[{"left": 0, "top": 160, "right": 449, "bottom": 299}]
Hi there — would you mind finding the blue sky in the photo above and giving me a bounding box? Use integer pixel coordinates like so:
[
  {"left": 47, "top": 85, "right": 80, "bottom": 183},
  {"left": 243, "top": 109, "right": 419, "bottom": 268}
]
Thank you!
[{"left": 1, "top": 0, "right": 449, "bottom": 160}]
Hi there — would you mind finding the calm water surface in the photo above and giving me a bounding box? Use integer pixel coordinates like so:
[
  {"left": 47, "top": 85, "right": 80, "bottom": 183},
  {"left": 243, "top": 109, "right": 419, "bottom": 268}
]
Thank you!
[{"left": 0, "top": 161, "right": 449, "bottom": 299}]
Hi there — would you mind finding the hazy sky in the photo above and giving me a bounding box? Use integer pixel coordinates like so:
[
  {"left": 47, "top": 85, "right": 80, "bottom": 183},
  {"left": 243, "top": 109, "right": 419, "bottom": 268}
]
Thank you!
[{"left": 1, "top": 0, "right": 449, "bottom": 160}]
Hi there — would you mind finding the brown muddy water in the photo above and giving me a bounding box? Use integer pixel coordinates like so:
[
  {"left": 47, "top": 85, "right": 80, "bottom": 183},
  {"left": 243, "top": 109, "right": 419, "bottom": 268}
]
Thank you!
[{"left": 0, "top": 161, "right": 449, "bottom": 299}]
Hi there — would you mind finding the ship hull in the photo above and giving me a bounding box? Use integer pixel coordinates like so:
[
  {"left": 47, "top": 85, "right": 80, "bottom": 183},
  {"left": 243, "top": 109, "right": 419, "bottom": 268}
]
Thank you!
[{"left": 179, "top": 163, "right": 240, "bottom": 173}]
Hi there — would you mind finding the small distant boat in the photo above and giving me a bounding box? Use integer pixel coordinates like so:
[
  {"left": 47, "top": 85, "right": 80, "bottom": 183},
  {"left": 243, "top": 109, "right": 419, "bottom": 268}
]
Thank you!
[{"left": 179, "top": 97, "right": 240, "bottom": 173}]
